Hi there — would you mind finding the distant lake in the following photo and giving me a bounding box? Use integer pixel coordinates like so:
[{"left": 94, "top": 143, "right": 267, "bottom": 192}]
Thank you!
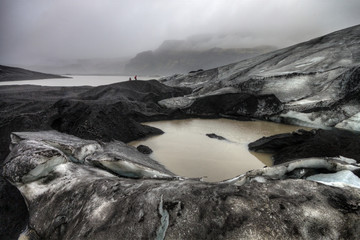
[{"left": 0, "top": 75, "right": 158, "bottom": 87}]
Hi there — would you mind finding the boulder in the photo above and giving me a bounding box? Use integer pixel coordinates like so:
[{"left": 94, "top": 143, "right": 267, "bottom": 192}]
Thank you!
[{"left": 137, "top": 145, "right": 153, "bottom": 154}]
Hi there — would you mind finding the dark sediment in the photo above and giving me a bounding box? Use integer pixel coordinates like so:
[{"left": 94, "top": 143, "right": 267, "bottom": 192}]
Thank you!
[
  {"left": 186, "top": 93, "right": 283, "bottom": 119},
  {"left": 0, "top": 176, "right": 29, "bottom": 240},
  {"left": 249, "top": 128, "right": 360, "bottom": 165},
  {"left": 206, "top": 133, "right": 228, "bottom": 141}
]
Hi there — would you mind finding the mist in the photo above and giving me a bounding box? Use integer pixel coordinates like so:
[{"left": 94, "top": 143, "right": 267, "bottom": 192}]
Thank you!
[{"left": 1, "top": 0, "right": 359, "bottom": 66}]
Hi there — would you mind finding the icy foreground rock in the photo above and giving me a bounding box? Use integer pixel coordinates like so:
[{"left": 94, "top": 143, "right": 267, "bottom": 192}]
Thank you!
[
  {"left": 161, "top": 25, "right": 360, "bottom": 130},
  {"left": 3, "top": 131, "right": 360, "bottom": 239}
]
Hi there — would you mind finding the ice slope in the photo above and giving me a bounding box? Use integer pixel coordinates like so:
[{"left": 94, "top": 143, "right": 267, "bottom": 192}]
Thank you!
[{"left": 161, "top": 25, "right": 360, "bottom": 130}]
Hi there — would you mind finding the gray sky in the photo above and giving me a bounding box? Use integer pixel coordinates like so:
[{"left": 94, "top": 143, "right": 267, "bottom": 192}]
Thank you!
[{"left": 1, "top": 0, "right": 359, "bottom": 65}]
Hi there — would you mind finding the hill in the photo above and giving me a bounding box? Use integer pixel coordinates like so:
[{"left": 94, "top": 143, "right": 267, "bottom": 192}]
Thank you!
[{"left": 0, "top": 65, "right": 68, "bottom": 82}]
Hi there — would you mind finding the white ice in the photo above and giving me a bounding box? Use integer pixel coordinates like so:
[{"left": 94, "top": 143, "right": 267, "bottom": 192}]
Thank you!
[
  {"left": 335, "top": 112, "right": 360, "bottom": 132},
  {"left": 280, "top": 111, "right": 331, "bottom": 129},
  {"left": 261, "top": 77, "right": 311, "bottom": 102},
  {"left": 100, "top": 161, "right": 172, "bottom": 179},
  {"left": 232, "top": 158, "right": 360, "bottom": 186},
  {"left": 22, "top": 156, "right": 67, "bottom": 183},
  {"left": 307, "top": 170, "right": 360, "bottom": 189},
  {"left": 158, "top": 96, "right": 194, "bottom": 109}
]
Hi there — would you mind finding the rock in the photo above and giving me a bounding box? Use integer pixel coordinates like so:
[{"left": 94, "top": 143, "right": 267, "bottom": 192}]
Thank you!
[
  {"left": 2, "top": 131, "right": 360, "bottom": 240},
  {"left": 189, "top": 69, "right": 203, "bottom": 74},
  {"left": 249, "top": 128, "right": 360, "bottom": 165},
  {"left": 0, "top": 175, "right": 28, "bottom": 240},
  {"left": 206, "top": 133, "right": 228, "bottom": 141},
  {"left": 137, "top": 145, "right": 153, "bottom": 154}
]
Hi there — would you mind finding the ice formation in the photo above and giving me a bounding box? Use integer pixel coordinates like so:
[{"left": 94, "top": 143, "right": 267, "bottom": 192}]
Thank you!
[{"left": 307, "top": 170, "right": 360, "bottom": 189}]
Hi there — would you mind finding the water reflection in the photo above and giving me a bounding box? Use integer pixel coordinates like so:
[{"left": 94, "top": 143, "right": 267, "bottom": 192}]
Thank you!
[{"left": 130, "top": 118, "right": 310, "bottom": 182}]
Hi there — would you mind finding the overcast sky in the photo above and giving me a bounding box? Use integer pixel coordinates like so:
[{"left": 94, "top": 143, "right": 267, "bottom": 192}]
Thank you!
[{"left": 1, "top": 0, "right": 359, "bottom": 65}]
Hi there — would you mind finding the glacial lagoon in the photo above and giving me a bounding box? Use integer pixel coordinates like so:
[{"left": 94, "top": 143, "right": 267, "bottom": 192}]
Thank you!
[{"left": 130, "top": 118, "right": 311, "bottom": 182}]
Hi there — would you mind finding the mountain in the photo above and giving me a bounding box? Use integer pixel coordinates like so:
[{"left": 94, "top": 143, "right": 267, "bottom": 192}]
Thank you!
[
  {"left": 124, "top": 41, "right": 275, "bottom": 76},
  {"left": 0, "top": 65, "right": 68, "bottom": 82},
  {"left": 161, "top": 24, "right": 360, "bottom": 131}
]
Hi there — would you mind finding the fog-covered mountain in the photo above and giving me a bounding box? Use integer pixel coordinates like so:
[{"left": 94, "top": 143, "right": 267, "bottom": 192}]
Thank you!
[{"left": 124, "top": 38, "right": 275, "bottom": 76}]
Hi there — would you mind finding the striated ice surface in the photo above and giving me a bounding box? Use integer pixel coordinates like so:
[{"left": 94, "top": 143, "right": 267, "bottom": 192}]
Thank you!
[
  {"left": 11, "top": 131, "right": 102, "bottom": 162},
  {"left": 307, "top": 170, "right": 360, "bottom": 189},
  {"left": 85, "top": 141, "right": 174, "bottom": 178},
  {"left": 158, "top": 96, "right": 195, "bottom": 109},
  {"left": 22, "top": 156, "right": 66, "bottom": 183},
  {"left": 280, "top": 111, "right": 331, "bottom": 128},
  {"left": 231, "top": 157, "right": 360, "bottom": 187},
  {"left": 261, "top": 76, "right": 312, "bottom": 102},
  {"left": 5, "top": 131, "right": 175, "bottom": 185},
  {"left": 335, "top": 112, "right": 360, "bottom": 131}
]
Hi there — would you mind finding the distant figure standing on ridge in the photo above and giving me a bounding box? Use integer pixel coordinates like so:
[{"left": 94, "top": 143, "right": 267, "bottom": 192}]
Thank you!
[
  {"left": 129, "top": 77, "right": 132, "bottom": 81},
  {"left": 134, "top": 75, "right": 137, "bottom": 80}
]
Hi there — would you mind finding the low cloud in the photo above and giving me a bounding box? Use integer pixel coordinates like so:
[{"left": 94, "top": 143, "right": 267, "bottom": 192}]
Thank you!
[{"left": 1, "top": 0, "right": 359, "bottom": 65}]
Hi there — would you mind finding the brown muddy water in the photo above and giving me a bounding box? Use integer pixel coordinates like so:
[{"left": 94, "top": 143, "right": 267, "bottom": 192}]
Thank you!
[{"left": 130, "top": 119, "right": 310, "bottom": 182}]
